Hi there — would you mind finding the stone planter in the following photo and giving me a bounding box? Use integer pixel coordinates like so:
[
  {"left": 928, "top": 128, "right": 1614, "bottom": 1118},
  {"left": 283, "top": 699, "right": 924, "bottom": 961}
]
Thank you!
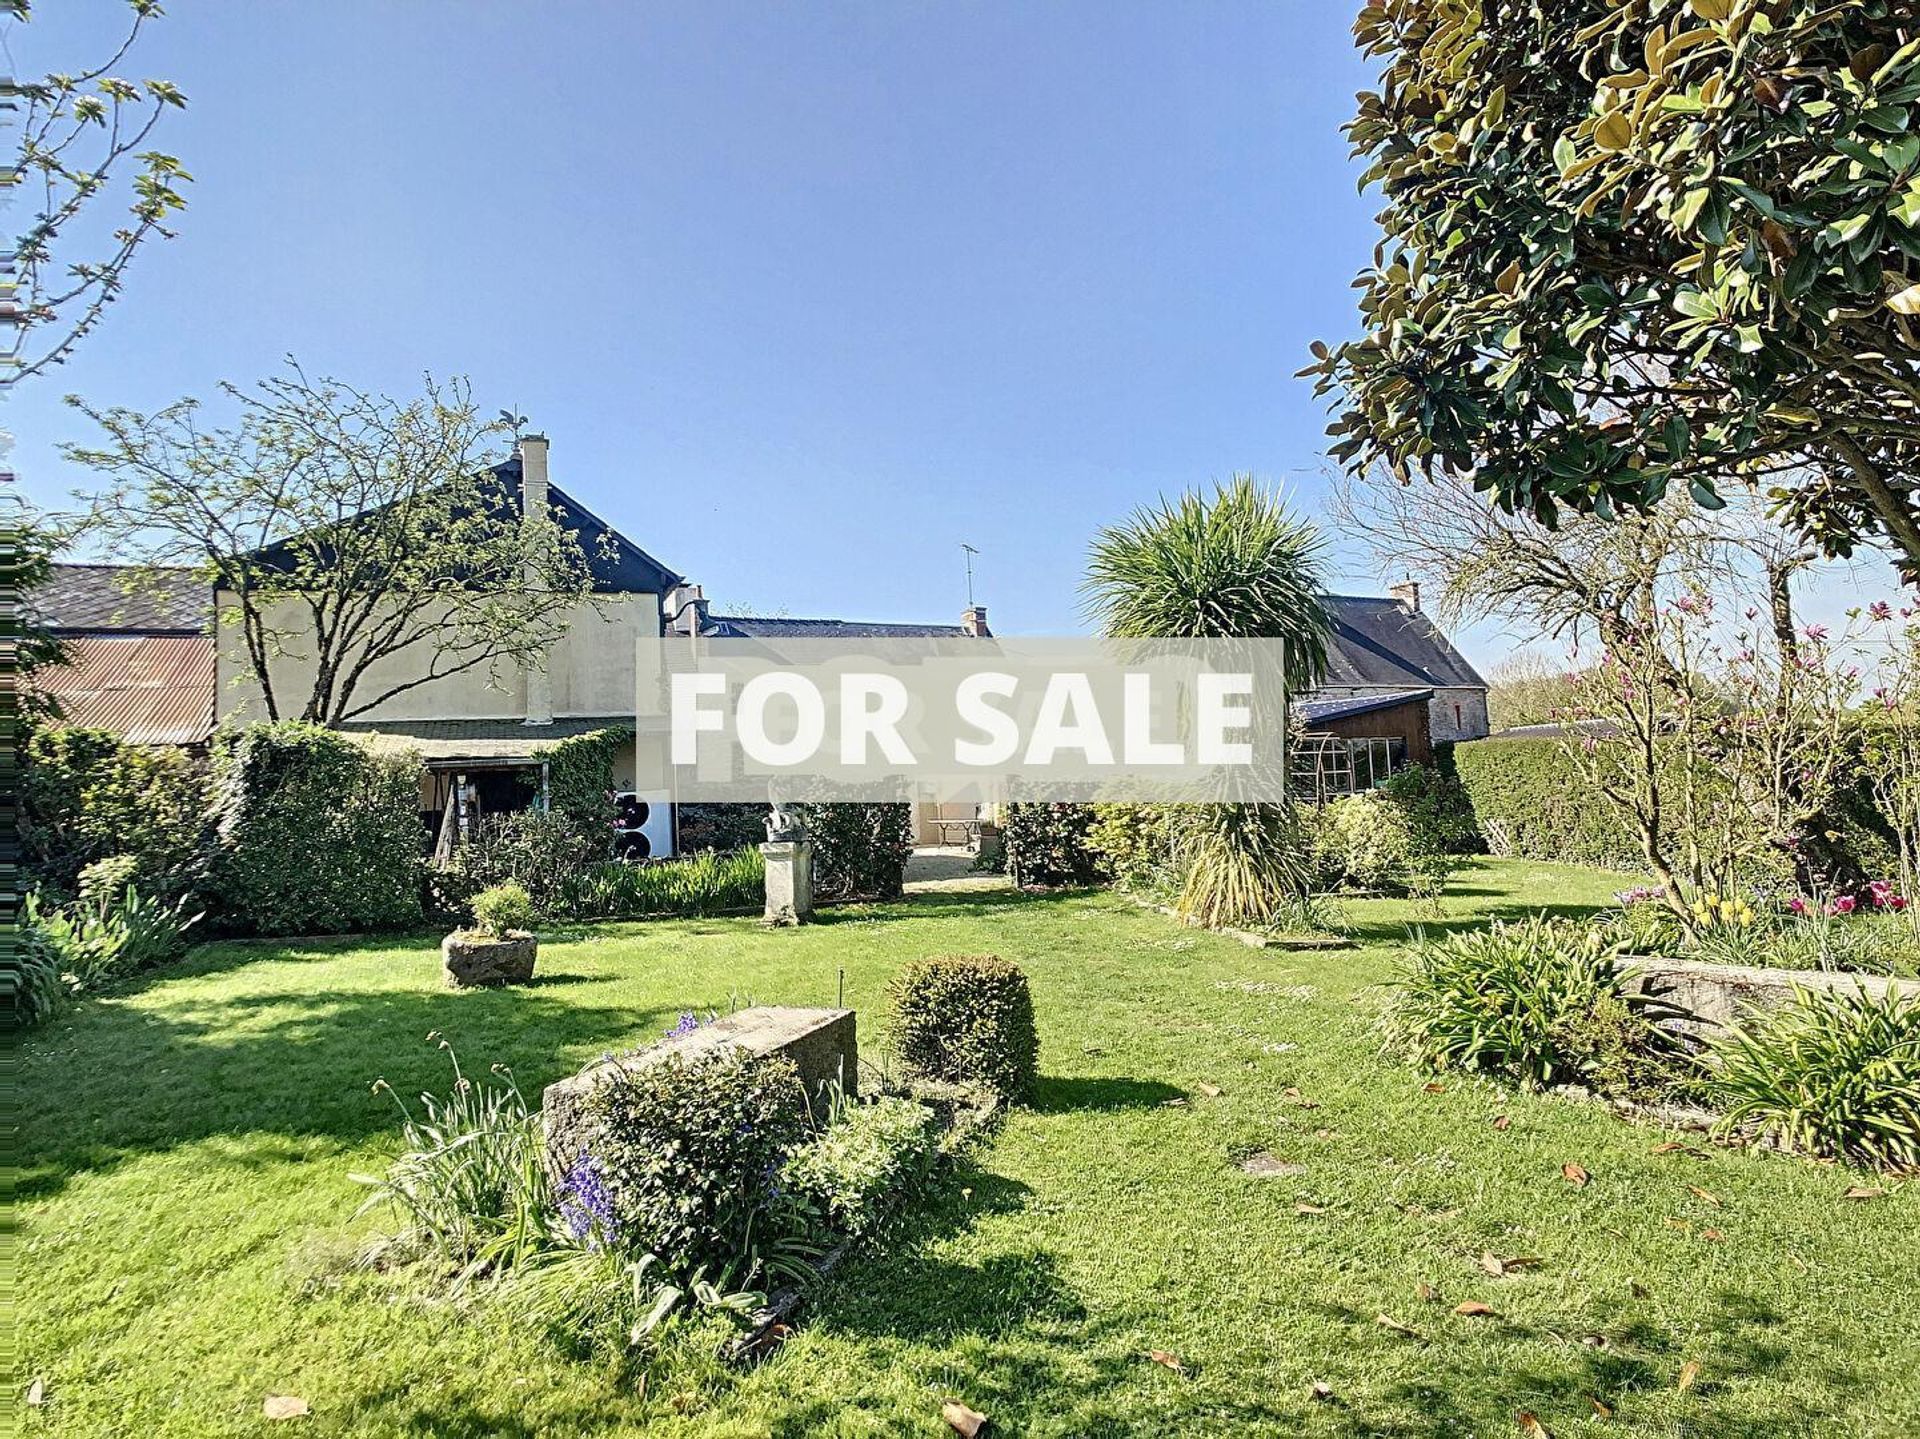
[
  {"left": 442, "top": 930, "right": 537, "bottom": 988},
  {"left": 1615, "top": 954, "right": 1912, "bottom": 1036}
]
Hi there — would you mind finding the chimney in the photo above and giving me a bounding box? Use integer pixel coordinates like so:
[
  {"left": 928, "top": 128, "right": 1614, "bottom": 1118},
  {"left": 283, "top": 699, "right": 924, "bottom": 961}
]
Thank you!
[
  {"left": 961, "top": 604, "right": 990, "bottom": 637},
  {"left": 1389, "top": 579, "right": 1420, "bottom": 613},
  {"left": 518, "top": 433, "right": 554, "bottom": 726}
]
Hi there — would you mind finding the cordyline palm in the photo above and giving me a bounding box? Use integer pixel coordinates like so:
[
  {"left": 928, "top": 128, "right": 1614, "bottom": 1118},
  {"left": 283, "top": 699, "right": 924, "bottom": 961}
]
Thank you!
[
  {"left": 1081, "top": 477, "right": 1331, "bottom": 929},
  {"left": 1081, "top": 475, "right": 1332, "bottom": 691}
]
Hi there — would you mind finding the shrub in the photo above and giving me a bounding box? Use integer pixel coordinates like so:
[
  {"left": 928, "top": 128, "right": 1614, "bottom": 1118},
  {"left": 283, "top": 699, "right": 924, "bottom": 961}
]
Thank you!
[
  {"left": 889, "top": 954, "right": 1039, "bottom": 1101},
  {"left": 543, "top": 727, "right": 627, "bottom": 849},
  {"left": 673, "top": 803, "right": 770, "bottom": 854},
  {"left": 1380, "top": 763, "right": 1474, "bottom": 896},
  {"left": 560, "top": 849, "right": 764, "bottom": 919},
  {"left": 791, "top": 802, "right": 913, "bottom": 900},
  {"left": 21, "top": 726, "right": 208, "bottom": 897},
  {"left": 470, "top": 882, "right": 534, "bottom": 938},
  {"left": 1088, "top": 804, "right": 1185, "bottom": 894},
  {"left": 575, "top": 1049, "right": 810, "bottom": 1273},
  {"left": 1001, "top": 802, "right": 1104, "bottom": 887},
  {"left": 1386, "top": 916, "right": 1683, "bottom": 1094},
  {"left": 210, "top": 722, "right": 425, "bottom": 935},
  {"left": 360, "top": 1037, "right": 550, "bottom": 1274},
  {"left": 1707, "top": 986, "right": 1920, "bottom": 1171},
  {"left": 430, "top": 807, "right": 607, "bottom": 922},
  {"left": 781, "top": 1094, "right": 940, "bottom": 1241},
  {"left": 1316, "top": 792, "right": 1412, "bottom": 892},
  {"left": 24, "top": 881, "right": 200, "bottom": 994}
]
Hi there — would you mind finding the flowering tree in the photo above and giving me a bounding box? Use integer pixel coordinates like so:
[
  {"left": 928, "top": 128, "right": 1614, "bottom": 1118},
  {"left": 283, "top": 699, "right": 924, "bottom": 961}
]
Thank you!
[
  {"left": 1859, "top": 601, "right": 1920, "bottom": 937},
  {"left": 8, "top": 0, "right": 191, "bottom": 382}
]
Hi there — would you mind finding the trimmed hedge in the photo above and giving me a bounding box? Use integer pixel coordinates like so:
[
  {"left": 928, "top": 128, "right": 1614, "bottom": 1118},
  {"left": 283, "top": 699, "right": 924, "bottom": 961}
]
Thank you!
[
  {"left": 1451, "top": 738, "right": 1643, "bottom": 872},
  {"left": 21, "top": 726, "right": 209, "bottom": 898},
  {"left": 889, "top": 954, "right": 1039, "bottom": 1101},
  {"left": 210, "top": 722, "right": 425, "bottom": 935},
  {"left": 544, "top": 726, "right": 625, "bottom": 853}
]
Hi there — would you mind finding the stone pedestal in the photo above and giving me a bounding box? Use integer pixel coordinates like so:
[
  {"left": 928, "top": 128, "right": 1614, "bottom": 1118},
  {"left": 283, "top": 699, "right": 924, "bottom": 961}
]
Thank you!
[
  {"left": 974, "top": 821, "right": 1005, "bottom": 868},
  {"left": 761, "top": 839, "right": 813, "bottom": 926},
  {"left": 542, "top": 1005, "right": 858, "bottom": 1176}
]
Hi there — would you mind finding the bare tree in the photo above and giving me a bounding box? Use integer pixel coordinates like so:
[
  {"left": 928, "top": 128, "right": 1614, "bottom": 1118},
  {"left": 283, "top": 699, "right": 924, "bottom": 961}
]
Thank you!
[
  {"left": 6, "top": 0, "right": 190, "bottom": 384},
  {"left": 62, "top": 364, "right": 607, "bottom": 725}
]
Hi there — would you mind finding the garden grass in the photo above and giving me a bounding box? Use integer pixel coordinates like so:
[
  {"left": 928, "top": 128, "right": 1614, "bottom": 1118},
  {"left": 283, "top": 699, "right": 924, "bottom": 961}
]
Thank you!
[{"left": 16, "top": 858, "right": 1920, "bottom": 1437}]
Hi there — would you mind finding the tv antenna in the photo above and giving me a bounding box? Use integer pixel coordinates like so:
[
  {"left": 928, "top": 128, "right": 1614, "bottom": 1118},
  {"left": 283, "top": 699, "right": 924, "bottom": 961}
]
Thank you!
[{"left": 961, "top": 543, "right": 979, "bottom": 607}]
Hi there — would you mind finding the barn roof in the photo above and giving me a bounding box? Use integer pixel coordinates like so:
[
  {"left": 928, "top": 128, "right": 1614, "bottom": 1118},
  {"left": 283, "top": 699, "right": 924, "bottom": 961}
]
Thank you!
[
  {"left": 1320, "top": 595, "right": 1486, "bottom": 691},
  {"left": 32, "top": 634, "right": 217, "bottom": 745}
]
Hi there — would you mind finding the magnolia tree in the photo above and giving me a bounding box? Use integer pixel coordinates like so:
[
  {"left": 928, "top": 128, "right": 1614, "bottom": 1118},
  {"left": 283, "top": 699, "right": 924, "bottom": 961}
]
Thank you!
[
  {"left": 1859, "top": 601, "right": 1920, "bottom": 936},
  {"left": 62, "top": 366, "right": 605, "bottom": 725},
  {"left": 1311, "top": 0, "right": 1920, "bottom": 583}
]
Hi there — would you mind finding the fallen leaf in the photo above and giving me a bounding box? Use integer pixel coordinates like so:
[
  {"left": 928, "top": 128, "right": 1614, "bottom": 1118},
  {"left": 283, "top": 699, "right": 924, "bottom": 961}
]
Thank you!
[
  {"left": 943, "top": 1398, "right": 989, "bottom": 1437},
  {"left": 1454, "top": 1300, "right": 1497, "bottom": 1317},
  {"left": 26, "top": 1378, "right": 45, "bottom": 1408},
  {"left": 1649, "top": 1141, "right": 1690, "bottom": 1154},
  {"left": 1422, "top": 1082, "right": 1446, "bottom": 1094},
  {"left": 1517, "top": 1411, "right": 1554, "bottom": 1437},
  {"left": 1677, "top": 1359, "right": 1701, "bottom": 1392},
  {"left": 1581, "top": 1333, "right": 1610, "bottom": 1348},
  {"left": 1480, "top": 1252, "right": 1506, "bottom": 1277},
  {"left": 1310, "top": 1381, "right": 1336, "bottom": 1403},
  {"left": 1196, "top": 1082, "right": 1223, "bottom": 1099},
  {"left": 1479, "top": 1252, "right": 1542, "bottom": 1276},
  {"left": 264, "top": 1396, "right": 311, "bottom": 1421},
  {"left": 1664, "top": 1217, "right": 1691, "bottom": 1232},
  {"left": 1843, "top": 1186, "right": 1885, "bottom": 1201},
  {"left": 1159, "top": 1097, "right": 1189, "bottom": 1109},
  {"left": 1686, "top": 1185, "right": 1722, "bottom": 1207},
  {"left": 1416, "top": 1281, "right": 1438, "bottom": 1302},
  {"left": 1492, "top": 1114, "right": 1512, "bottom": 1131},
  {"left": 1588, "top": 1394, "right": 1615, "bottom": 1419},
  {"left": 1295, "top": 1201, "right": 1328, "bottom": 1215},
  {"left": 1375, "top": 1313, "right": 1422, "bottom": 1339},
  {"left": 1701, "top": 1227, "right": 1724, "bottom": 1242},
  {"left": 1630, "top": 1279, "right": 1651, "bottom": 1299},
  {"left": 1146, "top": 1349, "right": 1187, "bottom": 1374},
  {"left": 1562, "top": 1163, "right": 1591, "bottom": 1188}
]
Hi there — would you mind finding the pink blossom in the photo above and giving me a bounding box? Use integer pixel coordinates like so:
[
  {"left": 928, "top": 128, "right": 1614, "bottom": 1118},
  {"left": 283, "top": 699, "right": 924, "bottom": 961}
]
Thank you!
[
  {"left": 1869, "top": 601, "right": 1894, "bottom": 621},
  {"left": 1827, "top": 895, "right": 1857, "bottom": 916},
  {"left": 1786, "top": 896, "right": 1808, "bottom": 915},
  {"left": 1801, "top": 623, "right": 1828, "bottom": 641}
]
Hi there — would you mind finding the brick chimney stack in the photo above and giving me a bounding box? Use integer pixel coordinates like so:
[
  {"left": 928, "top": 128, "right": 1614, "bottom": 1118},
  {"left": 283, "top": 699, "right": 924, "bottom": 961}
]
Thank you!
[
  {"left": 518, "top": 433, "right": 554, "bottom": 726},
  {"left": 961, "top": 605, "right": 990, "bottom": 637},
  {"left": 1389, "top": 579, "right": 1421, "bottom": 613}
]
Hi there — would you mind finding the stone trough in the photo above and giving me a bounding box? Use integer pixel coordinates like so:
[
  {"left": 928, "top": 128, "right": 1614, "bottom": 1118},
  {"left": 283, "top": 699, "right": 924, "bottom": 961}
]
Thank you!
[
  {"left": 1617, "top": 955, "right": 1914, "bottom": 1036},
  {"left": 541, "top": 1005, "right": 857, "bottom": 1178}
]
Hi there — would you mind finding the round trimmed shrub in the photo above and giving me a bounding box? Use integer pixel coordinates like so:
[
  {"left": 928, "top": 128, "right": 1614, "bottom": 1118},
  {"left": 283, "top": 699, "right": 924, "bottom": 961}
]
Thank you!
[
  {"left": 889, "top": 954, "right": 1039, "bottom": 1101},
  {"left": 470, "top": 881, "right": 534, "bottom": 937}
]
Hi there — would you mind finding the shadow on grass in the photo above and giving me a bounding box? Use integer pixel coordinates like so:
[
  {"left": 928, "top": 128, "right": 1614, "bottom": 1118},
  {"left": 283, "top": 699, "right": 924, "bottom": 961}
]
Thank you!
[
  {"left": 16, "top": 975, "right": 670, "bottom": 1203},
  {"left": 1032, "top": 1075, "right": 1186, "bottom": 1113},
  {"left": 1310, "top": 1284, "right": 1848, "bottom": 1439}
]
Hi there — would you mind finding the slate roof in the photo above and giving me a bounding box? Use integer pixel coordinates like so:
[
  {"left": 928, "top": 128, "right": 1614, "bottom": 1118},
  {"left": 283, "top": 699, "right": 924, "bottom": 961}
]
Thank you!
[
  {"left": 242, "top": 462, "right": 683, "bottom": 597},
  {"left": 334, "top": 716, "right": 638, "bottom": 763},
  {"left": 36, "top": 564, "right": 211, "bottom": 635},
  {"left": 699, "top": 614, "right": 972, "bottom": 640},
  {"left": 1318, "top": 595, "right": 1487, "bottom": 691},
  {"left": 1293, "top": 688, "right": 1433, "bottom": 726},
  {"left": 32, "top": 634, "right": 216, "bottom": 745}
]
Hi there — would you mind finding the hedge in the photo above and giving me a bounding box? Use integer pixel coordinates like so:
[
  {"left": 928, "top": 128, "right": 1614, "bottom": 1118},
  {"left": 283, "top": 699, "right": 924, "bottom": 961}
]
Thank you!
[
  {"left": 209, "top": 721, "right": 425, "bottom": 935},
  {"left": 1450, "top": 738, "right": 1644, "bottom": 872},
  {"left": 792, "top": 802, "right": 913, "bottom": 900},
  {"left": 544, "top": 726, "right": 626, "bottom": 850},
  {"left": 21, "top": 726, "right": 209, "bottom": 898}
]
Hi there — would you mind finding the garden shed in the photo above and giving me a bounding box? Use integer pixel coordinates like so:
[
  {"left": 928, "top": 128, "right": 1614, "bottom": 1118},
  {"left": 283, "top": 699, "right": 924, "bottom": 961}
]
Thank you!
[{"left": 1291, "top": 688, "right": 1433, "bottom": 802}]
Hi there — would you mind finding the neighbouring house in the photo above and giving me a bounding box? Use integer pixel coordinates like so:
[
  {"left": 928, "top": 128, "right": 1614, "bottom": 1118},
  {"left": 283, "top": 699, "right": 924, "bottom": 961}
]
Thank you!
[
  {"left": 1291, "top": 583, "right": 1489, "bottom": 797},
  {"left": 33, "top": 434, "right": 992, "bottom": 857}
]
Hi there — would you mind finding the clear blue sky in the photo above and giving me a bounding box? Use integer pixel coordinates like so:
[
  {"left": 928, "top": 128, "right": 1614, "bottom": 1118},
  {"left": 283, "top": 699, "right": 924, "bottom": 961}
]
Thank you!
[{"left": 7, "top": 2, "right": 1896, "bottom": 664}]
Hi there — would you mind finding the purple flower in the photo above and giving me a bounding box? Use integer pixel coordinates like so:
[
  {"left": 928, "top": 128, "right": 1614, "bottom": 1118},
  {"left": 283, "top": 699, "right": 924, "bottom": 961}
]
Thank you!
[
  {"left": 1828, "top": 895, "right": 1857, "bottom": 916},
  {"left": 666, "top": 1011, "right": 701, "bottom": 1039},
  {"left": 559, "top": 1152, "right": 619, "bottom": 1245},
  {"left": 1801, "top": 623, "right": 1828, "bottom": 641},
  {"left": 1870, "top": 601, "right": 1894, "bottom": 622}
]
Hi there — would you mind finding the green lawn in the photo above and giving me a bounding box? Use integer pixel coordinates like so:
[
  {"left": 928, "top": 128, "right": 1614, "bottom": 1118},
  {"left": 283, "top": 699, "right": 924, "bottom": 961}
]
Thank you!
[{"left": 17, "top": 859, "right": 1920, "bottom": 1437}]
